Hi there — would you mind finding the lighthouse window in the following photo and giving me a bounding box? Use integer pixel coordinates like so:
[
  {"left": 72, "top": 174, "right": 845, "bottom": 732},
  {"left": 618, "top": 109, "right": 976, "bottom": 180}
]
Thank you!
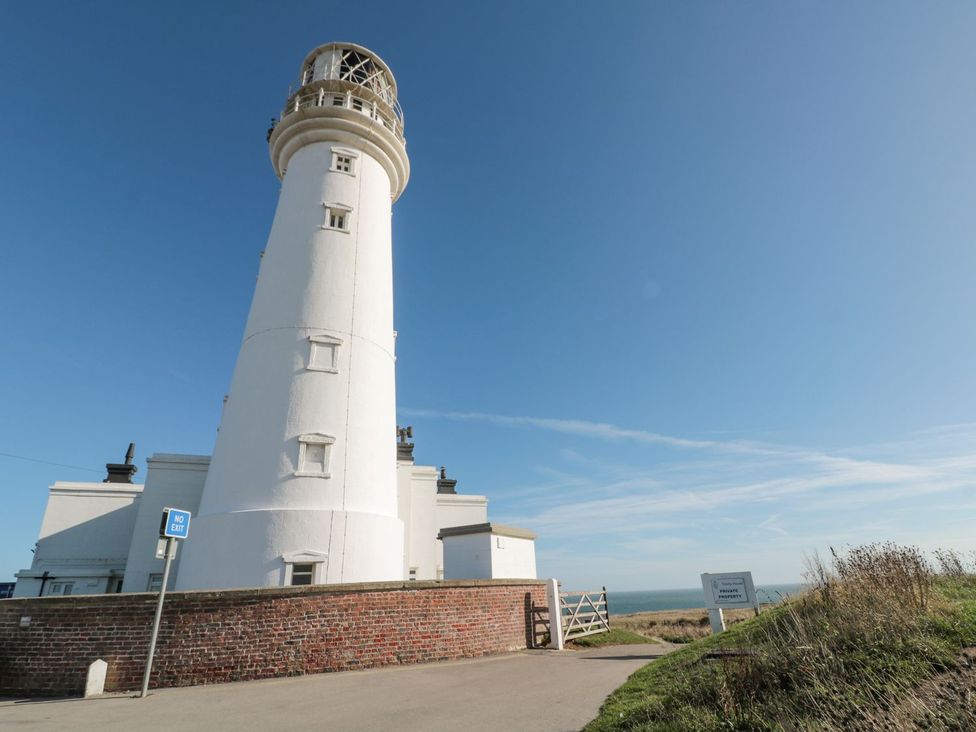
[
  {"left": 331, "top": 148, "right": 358, "bottom": 176},
  {"left": 296, "top": 433, "right": 335, "bottom": 477},
  {"left": 332, "top": 94, "right": 346, "bottom": 107},
  {"left": 290, "top": 564, "right": 315, "bottom": 586},
  {"left": 305, "top": 443, "right": 327, "bottom": 473},
  {"left": 302, "top": 62, "right": 315, "bottom": 86},
  {"left": 307, "top": 334, "right": 341, "bottom": 373},
  {"left": 322, "top": 203, "right": 352, "bottom": 232}
]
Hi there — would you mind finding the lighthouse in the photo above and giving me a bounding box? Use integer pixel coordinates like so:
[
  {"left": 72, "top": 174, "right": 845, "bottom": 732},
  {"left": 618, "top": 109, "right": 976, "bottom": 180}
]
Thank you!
[{"left": 177, "top": 43, "right": 410, "bottom": 590}]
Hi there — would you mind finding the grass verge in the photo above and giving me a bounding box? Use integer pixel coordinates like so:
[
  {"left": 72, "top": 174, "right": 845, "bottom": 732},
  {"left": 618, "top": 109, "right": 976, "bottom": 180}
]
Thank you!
[
  {"left": 569, "top": 629, "right": 657, "bottom": 648},
  {"left": 585, "top": 544, "right": 976, "bottom": 731}
]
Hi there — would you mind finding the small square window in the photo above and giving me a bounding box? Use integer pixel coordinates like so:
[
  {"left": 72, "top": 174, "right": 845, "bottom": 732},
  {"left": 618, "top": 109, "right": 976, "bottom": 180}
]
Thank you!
[
  {"left": 331, "top": 148, "right": 358, "bottom": 176},
  {"left": 282, "top": 552, "right": 327, "bottom": 587},
  {"left": 321, "top": 203, "right": 352, "bottom": 232},
  {"left": 147, "top": 574, "right": 163, "bottom": 592},
  {"left": 305, "top": 443, "right": 327, "bottom": 473},
  {"left": 332, "top": 94, "right": 345, "bottom": 106},
  {"left": 408, "top": 567, "right": 418, "bottom": 581},
  {"left": 351, "top": 97, "right": 364, "bottom": 111},
  {"left": 296, "top": 433, "right": 335, "bottom": 477},
  {"left": 291, "top": 563, "right": 315, "bottom": 586},
  {"left": 308, "top": 335, "right": 341, "bottom": 373}
]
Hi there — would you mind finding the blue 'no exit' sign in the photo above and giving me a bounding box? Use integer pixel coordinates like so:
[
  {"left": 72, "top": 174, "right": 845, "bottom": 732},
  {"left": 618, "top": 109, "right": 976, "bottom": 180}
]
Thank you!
[{"left": 160, "top": 508, "right": 192, "bottom": 539}]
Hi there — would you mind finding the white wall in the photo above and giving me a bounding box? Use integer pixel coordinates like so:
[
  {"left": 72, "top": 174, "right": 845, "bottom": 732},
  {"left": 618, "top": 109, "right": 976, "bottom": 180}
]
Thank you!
[
  {"left": 398, "top": 463, "right": 438, "bottom": 580},
  {"left": 122, "top": 454, "right": 209, "bottom": 593},
  {"left": 435, "top": 494, "right": 487, "bottom": 577},
  {"left": 397, "top": 461, "right": 490, "bottom": 581},
  {"left": 440, "top": 525, "right": 538, "bottom": 581},
  {"left": 489, "top": 534, "right": 537, "bottom": 579},
  {"left": 13, "top": 482, "right": 142, "bottom": 597},
  {"left": 441, "top": 533, "right": 492, "bottom": 580}
]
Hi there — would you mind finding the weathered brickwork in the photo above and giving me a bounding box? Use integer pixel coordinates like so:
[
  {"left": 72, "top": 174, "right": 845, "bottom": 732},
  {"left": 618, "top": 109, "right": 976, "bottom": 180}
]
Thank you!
[{"left": 0, "top": 580, "right": 548, "bottom": 696}]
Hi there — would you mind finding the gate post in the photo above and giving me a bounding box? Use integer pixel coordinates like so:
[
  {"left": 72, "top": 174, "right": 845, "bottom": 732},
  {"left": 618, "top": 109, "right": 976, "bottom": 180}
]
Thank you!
[{"left": 546, "top": 578, "right": 564, "bottom": 650}]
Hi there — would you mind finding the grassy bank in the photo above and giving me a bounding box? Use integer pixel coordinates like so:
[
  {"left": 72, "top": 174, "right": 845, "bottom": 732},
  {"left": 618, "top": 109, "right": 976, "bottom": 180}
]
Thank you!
[
  {"left": 570, "top": 628, "right": 659, "bottom": 648},
  {"left": 586, "top": 544, "right": 976, "bottom": 731},
  {"left": 613, "top": 607, "right": 763, "bottom": 644}
]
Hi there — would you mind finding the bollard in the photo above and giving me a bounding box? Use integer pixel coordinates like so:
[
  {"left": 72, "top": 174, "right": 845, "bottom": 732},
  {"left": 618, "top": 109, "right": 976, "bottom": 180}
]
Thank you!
[{"left": 85, "top": 659, "right": 107, "bottom": 698}]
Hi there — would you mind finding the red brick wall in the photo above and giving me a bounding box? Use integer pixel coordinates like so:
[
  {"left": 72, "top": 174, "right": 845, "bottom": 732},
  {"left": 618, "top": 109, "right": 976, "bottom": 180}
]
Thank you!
[{"left": 0, "top": 579, "right": 548, "bottom": 696}]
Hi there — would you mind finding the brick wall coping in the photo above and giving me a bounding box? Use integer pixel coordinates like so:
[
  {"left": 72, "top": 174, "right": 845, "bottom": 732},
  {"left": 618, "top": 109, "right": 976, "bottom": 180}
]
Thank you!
[{"left": 0, "top": 578, "right": 547, "bottom": 607}]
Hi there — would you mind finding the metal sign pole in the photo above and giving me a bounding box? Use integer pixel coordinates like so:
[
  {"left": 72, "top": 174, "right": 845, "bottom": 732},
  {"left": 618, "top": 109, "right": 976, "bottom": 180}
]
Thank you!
[{"left": 140, "top": 536, "right": 175, "bottom": 698}]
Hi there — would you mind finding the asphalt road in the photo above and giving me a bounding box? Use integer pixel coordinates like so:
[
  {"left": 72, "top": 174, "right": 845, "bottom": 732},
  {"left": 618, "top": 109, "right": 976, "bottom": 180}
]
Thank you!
[{"left": 0, "top": 643, "right": 672, "bottom": 732}]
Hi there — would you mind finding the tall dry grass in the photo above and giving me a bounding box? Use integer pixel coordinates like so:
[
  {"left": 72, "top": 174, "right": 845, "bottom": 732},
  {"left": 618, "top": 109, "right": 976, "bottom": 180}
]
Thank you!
[
  {"left": 711, "top": 543, "right": 976, "bottom": 729},
  {"left": 596, "top": 543, "right": 976, "bottom": 731}
]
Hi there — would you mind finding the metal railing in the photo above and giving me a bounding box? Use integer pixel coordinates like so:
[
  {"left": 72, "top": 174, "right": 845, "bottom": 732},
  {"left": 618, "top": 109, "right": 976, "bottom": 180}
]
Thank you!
[{"left": 277, "top": 83, "right": 404, "bottom": 142}]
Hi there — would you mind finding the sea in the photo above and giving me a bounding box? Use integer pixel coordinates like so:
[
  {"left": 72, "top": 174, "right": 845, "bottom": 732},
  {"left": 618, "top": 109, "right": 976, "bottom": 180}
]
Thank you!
[{"left": 605, "top": 583, "right": 805, "bottom": 616}]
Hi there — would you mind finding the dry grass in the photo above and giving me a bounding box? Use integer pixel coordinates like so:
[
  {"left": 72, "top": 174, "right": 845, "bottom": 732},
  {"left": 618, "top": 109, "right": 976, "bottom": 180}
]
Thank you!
[
  {"left": 614, "top": 608, "right": 759, "bottom": 644},
  {"left": 587, "top": 543, "right": 976, "bottom": 731}
]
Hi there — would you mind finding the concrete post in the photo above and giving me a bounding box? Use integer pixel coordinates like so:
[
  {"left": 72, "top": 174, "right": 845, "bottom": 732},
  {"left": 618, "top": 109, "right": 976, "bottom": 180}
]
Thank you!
[
  {"left": 85, "top": 659, "right": 107, "bottom": 698},
  {"left": 546, "top": 578, "right": 564, "bottom": 650},
  {"left": 707, "top": 607, "right": 726, "bottom": 634}
]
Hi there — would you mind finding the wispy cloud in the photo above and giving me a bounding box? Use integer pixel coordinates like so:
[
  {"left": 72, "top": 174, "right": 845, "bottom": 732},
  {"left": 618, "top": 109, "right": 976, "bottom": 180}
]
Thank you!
[
  {"left": 400, "top": 408, "right": 721, "bottom": 450},
  {"left": 403, "top": 408, "right": 976, "bottom": 556}
]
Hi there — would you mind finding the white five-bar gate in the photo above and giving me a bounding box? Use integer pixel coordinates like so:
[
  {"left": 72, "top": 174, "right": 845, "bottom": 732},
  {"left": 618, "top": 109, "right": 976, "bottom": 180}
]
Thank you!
[{"left": 545, "top": 579, "right": 610, "bottom": 649}]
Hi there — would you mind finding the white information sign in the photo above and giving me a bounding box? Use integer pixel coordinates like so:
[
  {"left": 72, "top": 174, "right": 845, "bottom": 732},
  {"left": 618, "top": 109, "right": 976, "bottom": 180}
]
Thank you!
[{"left": 701, "top": 571, "right": 759, "bottom": 610}]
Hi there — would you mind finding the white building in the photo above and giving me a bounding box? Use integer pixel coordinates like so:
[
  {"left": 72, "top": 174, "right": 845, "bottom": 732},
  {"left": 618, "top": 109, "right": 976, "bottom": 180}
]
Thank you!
[
  {"left": 13, "top": 436, "right": 528, "bottom": 596},
  {"left": 13, "top": 43, "right": 537, "bottom": 597}
]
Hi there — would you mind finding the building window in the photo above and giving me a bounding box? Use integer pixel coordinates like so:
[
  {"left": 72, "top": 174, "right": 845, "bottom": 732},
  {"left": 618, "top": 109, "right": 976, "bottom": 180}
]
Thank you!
[
  {"left": 49, "top": 582, "right": 74, "bottom": 596},
  {"left": 331, "top": 148, "right": 358, "bottom": 176},
  {"left": 351, "top": 97, "right": 364, "bottom": 112},
  {"left": 302, "top": 62, "right": 315, "bottom": 86},
  {"left": 282, "top": 551, "right": 327, "bottom": 586},
  {"left": 290, "top": 563, "right": 315, "bottom": 585},
  {"left": 147, "top": 574, "right": 163, "bottom": 592},
  {"left": 296, "top": 433, "right": 335, "bottom": 477},
  {"left": 408, "top": 567, "right": 418, "bottom": 581},
  {"left": 308, "top": 334, "right": 341, "bottom": 373},
  {"left": 321, "top": 203, "right": 352, "bottom": 232},
  {"left": 332, "top": 94, "right": 345, "bottom": 107}
]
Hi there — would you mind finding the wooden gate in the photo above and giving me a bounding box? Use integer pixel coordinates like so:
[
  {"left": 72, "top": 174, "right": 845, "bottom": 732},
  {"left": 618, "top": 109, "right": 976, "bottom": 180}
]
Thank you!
[{"left": 559, "top": 587, "right": 610, "bottom": 641}]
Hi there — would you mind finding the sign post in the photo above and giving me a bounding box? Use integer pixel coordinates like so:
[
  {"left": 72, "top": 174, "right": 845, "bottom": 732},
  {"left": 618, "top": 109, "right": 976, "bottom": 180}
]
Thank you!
[
  {"left": 140, "top": 508, "right": 191, "bottom": 698},
  {"left": 700, "top": 571, "right": 760, "bottom": 634}
]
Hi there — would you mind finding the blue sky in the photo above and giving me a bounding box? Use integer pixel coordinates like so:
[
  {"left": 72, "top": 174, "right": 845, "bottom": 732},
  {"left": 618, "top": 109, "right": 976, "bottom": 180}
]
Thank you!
[{"left": 2, "top": 2, "right": 975, "bottom": 589}]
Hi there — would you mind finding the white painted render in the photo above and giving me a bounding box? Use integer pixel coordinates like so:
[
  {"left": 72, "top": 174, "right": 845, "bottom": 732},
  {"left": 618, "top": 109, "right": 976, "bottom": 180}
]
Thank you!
[
  {"left": 434, "top": 494, "right": 489, "bottom": 574},
  {"left": 176, "top": 43, "right": 410, "bottom": 591},
  {"left": 13, "top": 482, "right": 142, "bottom": 597},
  {"left": 396, "top": 462, "right": 489, "bottom": 580},
  {"left": 490, "top": 533, "right": 538, "bottom": 579},
  {"left": 121, "top": 454, "right": 209, "bottom": 593},
  {"left": 441, "top": 533, "right": 493, "bottom": 580},
  {"left": 398, "top": 463, "right": 438, "bottom": 579},
  {"left": 440, "top": 525, "right": 538, "bottom": 581}
]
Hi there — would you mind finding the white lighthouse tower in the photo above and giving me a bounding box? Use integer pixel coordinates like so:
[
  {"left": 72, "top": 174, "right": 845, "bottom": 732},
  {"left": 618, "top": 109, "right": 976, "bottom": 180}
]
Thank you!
[{"left": 177, "top": 43, "right": 410, "bottom": 590}]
